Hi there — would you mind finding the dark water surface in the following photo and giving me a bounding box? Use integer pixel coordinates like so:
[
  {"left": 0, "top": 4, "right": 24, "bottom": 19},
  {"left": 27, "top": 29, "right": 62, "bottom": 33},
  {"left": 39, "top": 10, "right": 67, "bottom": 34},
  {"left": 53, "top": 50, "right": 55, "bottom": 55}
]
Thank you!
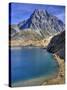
[{"left": 11, "top": 47, "right": 58, "bottom": 83}]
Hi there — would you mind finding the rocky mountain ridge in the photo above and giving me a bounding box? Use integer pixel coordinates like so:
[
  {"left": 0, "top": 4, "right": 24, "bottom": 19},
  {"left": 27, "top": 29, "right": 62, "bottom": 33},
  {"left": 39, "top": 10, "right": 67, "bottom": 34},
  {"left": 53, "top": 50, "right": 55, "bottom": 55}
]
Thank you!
[{"left": 10, "top": 9, "right": 65, "bottom": 40}]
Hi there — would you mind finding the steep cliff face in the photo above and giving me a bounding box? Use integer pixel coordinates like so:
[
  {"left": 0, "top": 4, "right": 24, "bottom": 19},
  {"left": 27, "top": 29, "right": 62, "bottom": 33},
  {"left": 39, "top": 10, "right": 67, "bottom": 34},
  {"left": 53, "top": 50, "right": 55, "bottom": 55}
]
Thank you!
[{"left": 47, "top": 31, "right": 65, "bottom": 59}]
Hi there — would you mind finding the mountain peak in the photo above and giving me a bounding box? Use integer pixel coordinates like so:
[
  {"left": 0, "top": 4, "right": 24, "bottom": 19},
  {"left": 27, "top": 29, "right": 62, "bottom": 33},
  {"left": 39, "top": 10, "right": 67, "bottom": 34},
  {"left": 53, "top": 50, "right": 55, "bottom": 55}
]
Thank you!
[
  {"left": 31, "top": 9, "right": 49, "bottom": 18},
  {"left": 18, "top": 9, "right": 64, "bottom": 33},
  {"left": 33, "top": 9, "right": 47, "bottom": 14}
]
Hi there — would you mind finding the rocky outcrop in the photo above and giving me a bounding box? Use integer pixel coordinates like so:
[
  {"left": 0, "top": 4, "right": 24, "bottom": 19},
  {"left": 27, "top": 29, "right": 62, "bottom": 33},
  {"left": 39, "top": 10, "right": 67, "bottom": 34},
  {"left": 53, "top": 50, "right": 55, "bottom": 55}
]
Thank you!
[
  {"left": 47, "top": 31, "right": 65, "bottom": 59},
  {"left": 10, "top": 24, "right": 20, "bottom": 38}
]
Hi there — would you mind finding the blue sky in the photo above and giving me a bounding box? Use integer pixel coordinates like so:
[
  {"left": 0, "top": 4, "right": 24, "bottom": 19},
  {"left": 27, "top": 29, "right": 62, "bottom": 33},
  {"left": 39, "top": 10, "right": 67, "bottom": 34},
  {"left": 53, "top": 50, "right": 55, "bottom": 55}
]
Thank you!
[{"left": 9, "top": 3, "right": 65, "bottom": 24}]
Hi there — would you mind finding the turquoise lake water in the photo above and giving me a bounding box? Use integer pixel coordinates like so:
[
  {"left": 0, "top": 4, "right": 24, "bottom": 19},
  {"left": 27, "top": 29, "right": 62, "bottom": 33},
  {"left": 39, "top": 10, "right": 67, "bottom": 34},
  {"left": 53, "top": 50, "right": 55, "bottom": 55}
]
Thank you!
[{"left": 11, "top": 47, "right": 58, "bottom": 83}]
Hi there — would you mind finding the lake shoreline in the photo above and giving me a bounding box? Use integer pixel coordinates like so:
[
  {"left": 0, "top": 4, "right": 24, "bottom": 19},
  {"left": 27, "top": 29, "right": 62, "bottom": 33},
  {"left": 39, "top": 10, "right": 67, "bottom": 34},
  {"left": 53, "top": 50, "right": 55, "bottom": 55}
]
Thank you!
[
  {"left": 11, "top": 54, "right": 65, "bottom": 87},
  {"left": 10, "top": 36, "right": 53, "bottom": 48},
  {"left": 10, "top": 46, "right": 65, "bottom": 87},
  {"left": 42, "top": 54, "right": 65, "bottom": 85},
  {"left": 10, "top": 46, "right": 47, "bottom": 50},
  {"left": 12, "top": 72, "right": 58, "bottom": 87}
]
